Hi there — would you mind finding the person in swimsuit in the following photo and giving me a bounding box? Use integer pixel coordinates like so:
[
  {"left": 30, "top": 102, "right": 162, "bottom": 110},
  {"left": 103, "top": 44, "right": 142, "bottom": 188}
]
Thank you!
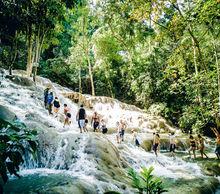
[
  {"left": 76, "top": 104, "right": 86, "bottom": 133},
  {"left": 119, "top": 120, "right": 127, "bottom": 142},
  {"left": 211, "top": 127, "right": 220, "bottom": 159},
  {"left": 53, "top": 97, "right": 60, "bottom": 117},
  {"left": 131, "top": 129, "right": 140, "bottom": 147},
  {"left": 64, "top": 112, "right": 71, "bottom": 127},
  {"left": 153, "top": 133, "right": 160, "bottom": 157},
  {"left": 47, "top": 92, "right": 54, "bottom": 115},
  {"left": 188, "top": 135, "right": 197, "bottom": 159},
  {"left": 63, "top": 104, "right": 70, "bottom": 115},
  {"left": 44, "top": 87, "right": 49, "bottom": 108},
  {"left": 91, "top": 112, "right": 100, "bottom": 132},
  {"left": 169, "top": 132, "right": 176, "bottom": 158},
  {"left": 84, "top": 118, "right": 88, "bottom": 132},
  {"left": 116, "top": 121, "right": 121, "bottom": 143},
  {"left": 100, "top": 119, "right": 108, "bottom": 134},
  {"left": 197, "top": 134, "right": 208, "bottom": 159}
]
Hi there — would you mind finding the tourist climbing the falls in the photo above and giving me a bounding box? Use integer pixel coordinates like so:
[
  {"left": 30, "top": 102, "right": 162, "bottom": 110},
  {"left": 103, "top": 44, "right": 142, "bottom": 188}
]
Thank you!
[
  {"left": 43, "top": 87, "right": 50, "bottom": 108},
  {"left": 47, "top": 92, "right": 54, "bottom": 115},
  {"left": 188, "top": 135, "right": 197, "bottom": 159},
  {"left": 84, "top": 118, "right": 89, "bottom": 132},
  {"left": 76, "top": 104, "right": 87, "bottom": 133},
  {"left": 119, "top": 119, "right": 127, "bottom": 142},
  {"left": 63, "top": 104, "right": 70, "bottom": 115},
  {"left": 169, "top": 132, "right": 176, "bottom": 158},
  {"left": 53, "top": 97, "right": 60, "bottom": 117},
  {"left": 197, "top": 134, "right": 208, "bottom": 159},
  {"left": 64, "top": 112, "right": 72, "bottom": 128},
  {"left": 131, "top": 129, "right": 140, "bottom": 147},
  {"left": 153, "top": 133, "right": 160, "bottom": 157},
  {"left": 100, "top": 119, "right": 108, "bottom": 134},
  {"left": 211, "top": 127, "right": 220, "bottom": 159},
  {"left": 116, "top": 121, "right": 121, "bottom": 143},
  {"left": 63, "top": 104, "right": 71, "bottom": 127},
  {"left": 91, "top": 111, "right": 100, "bottom": 132}
]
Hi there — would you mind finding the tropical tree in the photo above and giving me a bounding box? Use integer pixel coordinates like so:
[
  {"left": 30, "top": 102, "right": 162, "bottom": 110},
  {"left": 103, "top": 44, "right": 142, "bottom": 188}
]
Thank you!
[{"left": 0, "top": 118, "right": 38, "bottom": 193}]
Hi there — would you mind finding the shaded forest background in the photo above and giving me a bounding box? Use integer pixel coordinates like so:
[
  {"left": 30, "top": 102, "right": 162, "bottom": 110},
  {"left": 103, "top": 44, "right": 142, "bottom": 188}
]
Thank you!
[{"left": 0, "top": 0, "right": 220, "bottom": 135}]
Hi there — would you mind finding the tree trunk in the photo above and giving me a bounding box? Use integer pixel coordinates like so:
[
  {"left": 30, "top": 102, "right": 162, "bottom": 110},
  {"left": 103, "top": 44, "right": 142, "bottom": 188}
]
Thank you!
[
  {"left": 9, "top": 31, "right": 18, "bottom": 75},
  {"left": 35, "top": 28, "right": 40, "bottom": 63},
  {"left": 107, "top": 79, "right": 114, "bottom": 98},
  {"left": 191, "top": 36, "right": 198, "bottom": 75},
  {"left": 173, "top": 1, "right": 206, "bottom": 71},
  {"left": 32, "top": 29, "right": 41, "bottom": 82},
  {"left": 79, "top": 66, "right": 82, "bottom": 93},
  {"left": 26, "top": 27, "right": 33, "bottom": 77},
  {"left": 87, "top": 55, "right": 95, "bottom": 96},
  {"left": 191, "top": 36, "right": 202, "bottom": 105},
  {"left": 81, "top": 13, "right": 95, "bottom": 96},
  {"left": 213, "top": 40, "right": 220, "bottom": 114}
]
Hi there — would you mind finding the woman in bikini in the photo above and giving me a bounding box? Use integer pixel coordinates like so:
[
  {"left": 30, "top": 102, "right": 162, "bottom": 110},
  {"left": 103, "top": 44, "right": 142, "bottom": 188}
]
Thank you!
[{"left": 188, "top": 135, "right": 197, "bottom": 159}]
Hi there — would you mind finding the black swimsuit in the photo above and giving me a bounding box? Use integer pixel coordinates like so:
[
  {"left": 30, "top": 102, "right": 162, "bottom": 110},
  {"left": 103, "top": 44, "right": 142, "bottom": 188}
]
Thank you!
[{"left": 190, "top": 140, "right": 196, "bottom": 148}]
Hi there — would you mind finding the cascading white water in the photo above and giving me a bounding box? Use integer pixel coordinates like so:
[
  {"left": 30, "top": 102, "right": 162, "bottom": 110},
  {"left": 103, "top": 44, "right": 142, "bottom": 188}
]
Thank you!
[{"left": 0, "top": 70, "right": 219, "bottom": 193}]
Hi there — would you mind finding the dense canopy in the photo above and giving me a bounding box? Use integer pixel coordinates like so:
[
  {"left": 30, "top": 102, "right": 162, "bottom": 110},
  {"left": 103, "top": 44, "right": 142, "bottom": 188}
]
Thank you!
[{"left": 0, "top": 0, "right": 220, "bottom": 134}]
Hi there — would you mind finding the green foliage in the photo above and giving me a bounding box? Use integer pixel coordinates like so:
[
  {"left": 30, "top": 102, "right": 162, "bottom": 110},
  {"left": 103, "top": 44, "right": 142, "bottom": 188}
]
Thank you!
[
  {"left": 128, "top": 167, "right": 167, "bottom": 194},
  {"left": 1, "top": 0, "right": 220, "bottom": 134},
  {"left": 0, "top": 118, "right": 38, "bottom": 186}
]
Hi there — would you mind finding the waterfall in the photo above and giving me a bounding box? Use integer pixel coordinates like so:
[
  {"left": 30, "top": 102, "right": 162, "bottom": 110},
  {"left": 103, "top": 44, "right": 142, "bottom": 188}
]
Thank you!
[{"left": 0, "top": 70, "right": 219, "bottom": 193}]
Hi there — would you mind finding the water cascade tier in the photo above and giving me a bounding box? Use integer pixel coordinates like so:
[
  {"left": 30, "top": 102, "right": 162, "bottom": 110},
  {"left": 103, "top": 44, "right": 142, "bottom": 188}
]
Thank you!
[{"left": 0, "top": 69, "right": 219, "bottom": 194}]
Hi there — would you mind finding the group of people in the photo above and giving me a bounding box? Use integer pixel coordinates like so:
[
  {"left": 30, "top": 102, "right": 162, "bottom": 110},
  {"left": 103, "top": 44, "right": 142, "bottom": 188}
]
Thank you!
[
  {"left": 43, "top": 88, "right": 220, "bottom": 160},
  {"left": 44, "top": 88, "right": 108, "bottom": 133},
  {"left": 44, "top": 88, "right": 72, "bottom": 128},
  {"left": 151, "top": 131, "right": 220, "bottom": 160},
  {"left": 116, "top": 120, "right": 127, "bottom": 144},
  {"left": 76, "top": 105, "right": 108, "bottom": 134}
]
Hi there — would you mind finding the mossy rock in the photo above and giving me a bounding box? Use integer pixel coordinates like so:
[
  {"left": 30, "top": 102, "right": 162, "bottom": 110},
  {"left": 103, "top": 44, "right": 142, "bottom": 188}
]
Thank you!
[
  {"left": 141, "top": 140, "right": 152, "bottom": 151},
  {"left": 201, "top": 161, "right": 220, "bottom": 176},
  {"left": 164, "top": 177, "right": 219, "bottom": 194},
  {"left": 0, "top": 105, "right": 16, "bottom": 122},
  {"left": 84, "top": 134, "right": 129, "bottom": 183},
  {"left": 6, "top": 75, "right": 34, "bottom": 87},
  {"left": 44, "top": 179, "right": 97, "bottom": 194}
]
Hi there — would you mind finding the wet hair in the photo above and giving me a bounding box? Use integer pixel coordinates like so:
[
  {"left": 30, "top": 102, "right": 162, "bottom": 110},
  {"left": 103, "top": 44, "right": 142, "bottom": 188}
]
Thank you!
[
  {"left": 64, "top": 104, "right": 67, "bottom": 107},
  {"left": 80, "top": 104, "right": 83, "bottom": 107},
  {"left": 189, "top": 135, "right": 194, "bottom": 139}
]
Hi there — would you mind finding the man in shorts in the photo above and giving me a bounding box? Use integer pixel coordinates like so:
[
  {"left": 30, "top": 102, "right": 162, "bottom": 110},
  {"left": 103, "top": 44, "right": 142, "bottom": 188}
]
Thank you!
[{"left": 76, "top": 104, "right": 86, "bottom": 133}]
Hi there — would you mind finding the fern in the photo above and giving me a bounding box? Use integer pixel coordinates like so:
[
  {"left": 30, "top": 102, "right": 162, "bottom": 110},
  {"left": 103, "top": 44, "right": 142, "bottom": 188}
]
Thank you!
[{"left": 128, "top": 166, "right": 168, "bottom": 194}]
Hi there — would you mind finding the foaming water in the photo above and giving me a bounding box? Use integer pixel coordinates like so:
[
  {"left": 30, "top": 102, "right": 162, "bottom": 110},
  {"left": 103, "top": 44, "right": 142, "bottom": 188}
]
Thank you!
[
  {"left": 106, "top": 134, "right": 203, "bottom": 179},
  {"left": 0, "top": 71, "right": 219, "bottom": 193}
]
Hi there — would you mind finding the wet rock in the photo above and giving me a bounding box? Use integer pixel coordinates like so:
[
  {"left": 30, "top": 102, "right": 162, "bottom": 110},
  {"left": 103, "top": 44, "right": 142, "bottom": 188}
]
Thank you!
[
  {"left": 141, "top": 140, "right": 152, "bottom": 151},
  {"left": 83, "top": 134, "right": 127, "bottom": 182},
  {"left": 0, "top": 104, "right": 16, "bottom": 122},
  {"left": 6, "top": 75, "right": 34, "bottom": 87},
  {"left": 165, "top": 177, "right": 219, "bottom": 194},
  {"left": 4, "top": 173, "right": 96, "bottom": 194},
  {"left": 201, "top": 161, "right": 220, "bottom": 176}
]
